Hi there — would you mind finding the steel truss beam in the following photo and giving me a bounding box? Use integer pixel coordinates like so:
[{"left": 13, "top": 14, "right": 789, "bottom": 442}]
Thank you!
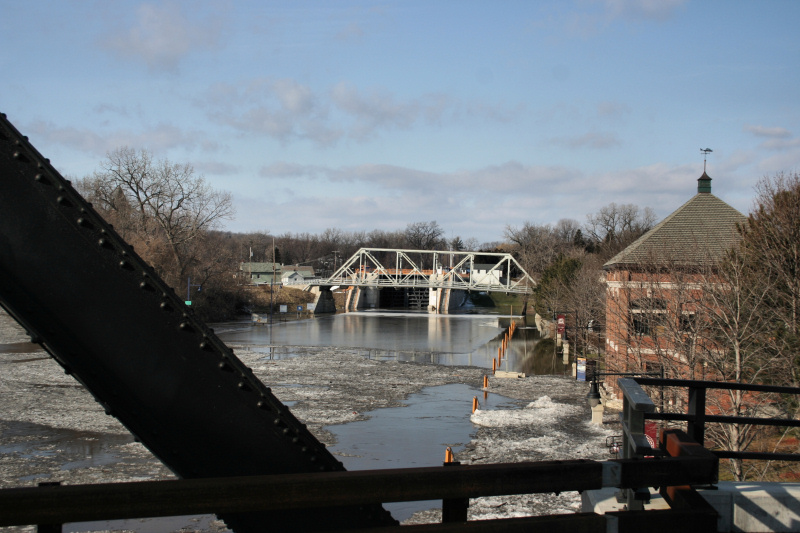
[
  {"left": 320, "top": 248, "right": 535, "bottom": 294},
  {"left": 0, "top": 113, "right": 394, "bottom": 532}
]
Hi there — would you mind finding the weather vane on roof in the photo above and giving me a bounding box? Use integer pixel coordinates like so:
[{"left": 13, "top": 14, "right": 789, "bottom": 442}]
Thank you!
[{"left": 700, "top": 148, "right": 713, "bottom": 173}]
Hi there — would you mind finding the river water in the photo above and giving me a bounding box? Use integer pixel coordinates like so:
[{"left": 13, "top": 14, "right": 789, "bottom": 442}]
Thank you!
[
  {"left": 216, "top": 309, "right": 561, "bottom": 375},
  {"left": 215, "top": 310, "right": 564, "bottom": 522},
  {"left": 2, "top": 308, "right": 568, "bottom": 529}
]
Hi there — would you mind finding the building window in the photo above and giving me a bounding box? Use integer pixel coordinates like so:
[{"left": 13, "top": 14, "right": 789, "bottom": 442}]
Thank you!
[
  {"left": 680, "top": 312, "right": 696, "bottom": 332},
  {"left": 630, "top": 298, "right": 667, "bottom": 337}
]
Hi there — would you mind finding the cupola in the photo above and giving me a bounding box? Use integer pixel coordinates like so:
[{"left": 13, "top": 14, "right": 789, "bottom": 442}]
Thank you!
[{"left": 697, "top": 171, "right": 712, "bottom": 193}]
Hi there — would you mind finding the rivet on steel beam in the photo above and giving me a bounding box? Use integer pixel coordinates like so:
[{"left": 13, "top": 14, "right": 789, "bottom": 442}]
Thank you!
[
  {"left": 160, "top": 301, "right": 172, "bottom": 312},
  {"left": 34, "top": 173, "right": 51, "bottom": 185},
  {"left": 257, "top": 400, "right": 271, "bottom": 410},
  {"left": 218, "top": 361, "right": 230, "bottom": 371},
  {"left": 56, "top": 195, "right": 72, "bottom": 206},
  {"left": 12, "top": 151, "right": 29, "bottom": 162},
  {"left": 179, "top": 321, "right": 192, "bottom": 331}
]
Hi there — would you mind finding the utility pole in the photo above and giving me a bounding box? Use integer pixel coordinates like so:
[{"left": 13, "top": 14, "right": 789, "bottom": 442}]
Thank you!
[{"left": 270, "top": 237, "right": 276, "bottom": 324}]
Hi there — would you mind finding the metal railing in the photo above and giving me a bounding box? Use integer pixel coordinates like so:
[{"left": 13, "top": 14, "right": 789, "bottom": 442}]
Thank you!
[
  {"left": 615, "top": 377, "right": 800, "bottom": 512},
  {"left": 632, "top": 377, "right": 800, "bottom": 462},
  {"left": 0, "top": 378, "right": 729, "bottom": 532},
  {"left": 0, "top": 453, "right": 719, "bottom": 532}
]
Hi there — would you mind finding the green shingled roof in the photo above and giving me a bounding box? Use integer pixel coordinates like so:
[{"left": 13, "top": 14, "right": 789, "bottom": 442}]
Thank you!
[{"left": 604, "top": 188, "right": 746, "bottom": 269}]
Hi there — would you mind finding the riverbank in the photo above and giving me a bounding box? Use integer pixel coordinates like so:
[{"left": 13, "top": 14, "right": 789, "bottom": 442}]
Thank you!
[{"left": 0, "top": 309, "right": 618, "bottom": 530}]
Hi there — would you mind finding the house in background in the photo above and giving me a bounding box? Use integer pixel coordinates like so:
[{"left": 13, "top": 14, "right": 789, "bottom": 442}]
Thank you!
[
  {"left": 238, "top": 262, "right": 316, "bottom": 286},
  {"left": 602, "top": 172, "right": 746, "bottom": 396},
  {"left": 471, "top": 263, "right": 503, "bottom": 287},
  {"left": 239, "top": 262, "right": 282, "bottom": 285},
  {"left": 281, "top": 265, "right": 316, "bottom": 285}
]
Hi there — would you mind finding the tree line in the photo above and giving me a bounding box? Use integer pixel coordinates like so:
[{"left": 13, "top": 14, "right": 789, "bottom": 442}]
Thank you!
[
  {"left": 78, "top": 147, "right": 800, "bottom": 478},
  {"left": 76, "top": 148, "right": 664, "bottom": 320}
]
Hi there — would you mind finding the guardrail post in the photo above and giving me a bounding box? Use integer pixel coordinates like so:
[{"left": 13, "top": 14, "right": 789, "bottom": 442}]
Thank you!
[
  {"left": 441, "top": 461, "right": 468, "bottom": 523},
  {"left": 687, "top": 385, "right": 706, "bottom": 445},
  {"left": 618, "top": 378, "right": 656, "bottom": 511},
  {"left": 36, "top": 482, "right": 62, "bottom": 533}
]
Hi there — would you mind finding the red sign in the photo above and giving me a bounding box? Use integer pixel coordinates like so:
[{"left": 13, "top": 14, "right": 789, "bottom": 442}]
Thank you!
[{"left": 557, "top": 314, "right": 566, "bottom": 334}]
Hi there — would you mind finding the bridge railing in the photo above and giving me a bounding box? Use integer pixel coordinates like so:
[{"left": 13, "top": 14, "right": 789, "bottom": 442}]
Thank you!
[
  {"left": 630, "top": 377, "right": 800, "bottom": 462},
  {"left": 0, "top": 448, "right": 719, "bottom": 532},
  {"left": 614, "top": 377, "right": 800, "bottom": 514}
]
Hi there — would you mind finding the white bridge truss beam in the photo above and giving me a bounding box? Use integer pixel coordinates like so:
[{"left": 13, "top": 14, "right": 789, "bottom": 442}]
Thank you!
[{"left": 314, "top": 248, "right": 535, "bottom": 294}]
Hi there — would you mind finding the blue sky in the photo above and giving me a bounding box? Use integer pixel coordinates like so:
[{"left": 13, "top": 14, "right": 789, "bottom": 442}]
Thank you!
[{"left": 3, "top": 1, "right": 799, "bottom": 245}]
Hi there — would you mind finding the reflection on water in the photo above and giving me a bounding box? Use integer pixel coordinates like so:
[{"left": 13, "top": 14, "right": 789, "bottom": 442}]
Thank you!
[
  {"left": 326, "top": 383, "right": 519, "bottom": 522},
  {"left": 217, "top": 311, "right": 569, "bottom": 375},
  {"left": 0, "top": 420, "right": 135, "bottom": 470}
]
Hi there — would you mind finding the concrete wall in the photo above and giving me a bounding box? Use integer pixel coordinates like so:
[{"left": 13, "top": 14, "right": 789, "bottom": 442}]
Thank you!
[
  {"left": 583, "top": 482, "right": 800, "bottom": 532},
  {"left": 346, "top": 286, "right": 379, "bottom": 311},
  {"left": 309, "top": 286, "right": 336, "bottom": 314},
  {"left": 427, "top": 288, "right": 467, "bottom": 313}
]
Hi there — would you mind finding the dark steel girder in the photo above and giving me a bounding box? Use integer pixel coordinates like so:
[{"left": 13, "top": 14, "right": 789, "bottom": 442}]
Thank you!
[{"left": 0, "top": 114, "right": 396, "bottom": 531}]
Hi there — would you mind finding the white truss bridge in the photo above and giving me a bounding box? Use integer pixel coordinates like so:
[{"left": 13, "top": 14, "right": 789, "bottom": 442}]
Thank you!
[{"left": 295, "top": 248, "right": 535, "bottom": 295}]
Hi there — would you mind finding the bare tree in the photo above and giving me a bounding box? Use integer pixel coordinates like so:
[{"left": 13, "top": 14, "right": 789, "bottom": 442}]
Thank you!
[
  {"left": 404, "top": 221, "right": 445, "bottom": 250},
  {"left": 585, "top": 202, "right": 656, "bottom": 258},
  {"left": 504, "top": 222, "right": 565, "bottom": 279},
  {"left": 743, "top": 172, "right": 800, "bottom": 369},
  {"left": 697, "top": 246, "right": 779, "bottom": 481},
  {"left": 79, "top": 147, "right": 234, "bottom": 289}
]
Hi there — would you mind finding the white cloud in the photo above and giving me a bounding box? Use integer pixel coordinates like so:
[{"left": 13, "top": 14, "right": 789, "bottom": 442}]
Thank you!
[
  {"left": 202, "top": 78, "right": 512, "bottom": 146},
  {"left": 100, "top": 3, "right": 223, "bottom": 72},
  {"left": 565, "top": 0, "right": 687, "bottom": 37},
  {"left": 601, "top": 0, "right": 688, "bottom": 21},
  {"left": 27, "top": 120, "right": 215, "bottom": 156},
  {"left": 596, "top": 101, "right": 630, "bottom": 119},
  {"left": 194, "top": 161, "right": 241, "bottom": 176},
  {"left": 550, "top": 131, "right": 622, "bottom": 149},
  {"left": 227, "top": 156, "right": 758, "bottom": 244},
  {"left": 336, "top": 22, "right": 365, "bottom": 42},
  {"left": 744, "top": 125, "right": 792, "bottom": 138}
]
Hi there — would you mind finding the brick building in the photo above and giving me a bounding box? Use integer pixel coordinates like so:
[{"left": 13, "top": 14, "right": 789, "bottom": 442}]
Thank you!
[{"left": 602, "top": 173, "right": 746, "bottom": 396}]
